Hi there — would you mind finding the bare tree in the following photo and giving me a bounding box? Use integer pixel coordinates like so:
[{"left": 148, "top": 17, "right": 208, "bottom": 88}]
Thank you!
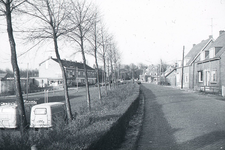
[
  {"left": 108, "top": 43, "right": 114, "bottom": 88},
  {"left": 86, "top": 10, "right": 102, "bottom": 101},
  {"left": 0, "top": 0, "right": 28, "bottom": 135},
  {"left": 98, "top": 26, "right": 111, "bottom": 94},
  {"left": 67, "top": 0, "right": 95, "bottom": 111},
  {"left": 25, "top": 0, "right": 73, "bottom": 121},
  {"left": 107, "top": 39, "right": 118, "bottom": 88},
  {"left": 130, "top": 63, "right": 138, "bottom": 82},
  {"left": 112, "top": 43, "right": 121, "bottom": 87}
]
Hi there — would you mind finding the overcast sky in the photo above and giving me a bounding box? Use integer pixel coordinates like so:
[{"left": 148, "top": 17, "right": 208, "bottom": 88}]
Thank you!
[{"left": 1, "top": 0, "right": 225, "bottom": 70}]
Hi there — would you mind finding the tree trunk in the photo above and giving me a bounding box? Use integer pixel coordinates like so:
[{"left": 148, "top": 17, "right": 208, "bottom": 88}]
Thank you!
[
  {"left": 5, "top": 1, "right": 27, "bottom": 135},
  {"left": 107, "top": 58, "right": 111, "bottom": 90},
  {"left": 52, "top": 31, "right": 73, "bottom": 122},
  {"left": 81, "top": 45, "right": 91, "bottom": 111},
  {"left": 103, "top": 56, "right": 107, "bottom": 95},
  {"left": 110, "top": 56, "right": 114, "bottom": 89},
  {"left": 94, "top": 22, "right": 101, "bottom": 100},
  {"left": 79, "top": 26, "right": 91, "bottom": 111},
  {"left": 95, "top": 57, "right": 101, "bottom": 100}
]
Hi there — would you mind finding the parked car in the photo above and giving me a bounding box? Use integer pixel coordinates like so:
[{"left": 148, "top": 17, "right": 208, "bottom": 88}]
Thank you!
[
  {"left": 30, "top": 102, "right": 66, "bottom": 129},
  {"left": 0, "top": 104, "right": 17, "bottom": 128},
  {"left": 136, "top": 80, "right": 141, "bottom": 84},
  {"left": 0, "top": 102, "right": 36, "bottom": 129}
]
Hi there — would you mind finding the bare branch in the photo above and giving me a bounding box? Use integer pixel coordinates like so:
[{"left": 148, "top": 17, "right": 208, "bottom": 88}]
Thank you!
[
  {"left": 0, "top": 0, "right": 6, "bottom": 5},
  {"left": 25, "top": 1, "right": 50, "bottom": 23},
  {"left": 67, "top": 34, "right": 81, "bottom": 46},
  {"left": 11, "top": 0, "right": 26, "bottom": 12},
  {"left": 17, "top": 39, "right": 45, "bottom": 58}
]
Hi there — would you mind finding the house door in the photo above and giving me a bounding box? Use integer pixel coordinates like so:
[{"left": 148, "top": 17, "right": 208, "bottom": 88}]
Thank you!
[{"left": 204, "top": 71, "right": 210, "bottom": 86}]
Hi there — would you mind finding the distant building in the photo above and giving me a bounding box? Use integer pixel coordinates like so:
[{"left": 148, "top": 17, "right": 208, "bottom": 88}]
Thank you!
[
  {"left": 38, "top": 57, "right": 96, "bottom": 87},
  {"left": 165, "top": 65, "right": 176, "bottom": 86},
  {"left": 140, "top": 65, "right": 159, "bottom": 83},
  {"left": 0, "top": 70, "right": 35, "bottom": 94}
]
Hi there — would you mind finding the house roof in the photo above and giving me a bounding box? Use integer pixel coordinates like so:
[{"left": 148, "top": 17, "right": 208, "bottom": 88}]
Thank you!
[
  {"left": 210, "top": 32, "right": 225, "bottom": 58},
  {"left": 185, "top": 37, "right": 213, "bottom": 65},
  {"left": 210, "top": 31, "right": 225, "bottom": 48},
  {"left": 51, "top": 58, "right": 94, "bottom": 70},
  {"left": 165, "top": 66, "right": 175, "bottom": 77},
  {"left": 165, "top": 68, "right": 176, "bottom": 77},
  {"left": 39, "top": 57, "right": 94, "bottom": 70},
  {"left": 197, "top": 32, "right": 225, "bottom": 63}
]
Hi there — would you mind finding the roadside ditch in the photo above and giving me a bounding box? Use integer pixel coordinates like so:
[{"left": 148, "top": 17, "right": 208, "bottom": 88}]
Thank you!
[{"left": 86, "top": 85, "right": 145, "bottom": 150}]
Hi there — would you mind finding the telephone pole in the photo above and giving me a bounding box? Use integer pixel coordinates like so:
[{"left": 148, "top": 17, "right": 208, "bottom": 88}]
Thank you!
[{"left": 181, "top": 46, "right": 185, "bottom": 89}]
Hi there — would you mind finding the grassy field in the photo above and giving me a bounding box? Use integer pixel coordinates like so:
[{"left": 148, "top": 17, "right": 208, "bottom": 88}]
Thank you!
[{"left": 0, "top": 82, "right": 140, "bottom": 150}]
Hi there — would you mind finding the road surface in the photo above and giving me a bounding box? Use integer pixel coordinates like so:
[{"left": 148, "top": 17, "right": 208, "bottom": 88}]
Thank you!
[{"left": 137, "top": 83, "right": 225, "bottom": 150}]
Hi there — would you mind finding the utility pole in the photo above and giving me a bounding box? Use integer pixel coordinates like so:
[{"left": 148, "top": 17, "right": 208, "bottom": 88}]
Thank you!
[
  {"left": 159, "top": 59, "right": 162, "bottom": 84},
  {"left": 181, "top": 46, "right": 185, "bottom": 89},
  {"left": 76, "top": 67, "right": 78, "bottom": 91},
  {"left": 26, "top": 63, "right": 29, "bottom": 100}
]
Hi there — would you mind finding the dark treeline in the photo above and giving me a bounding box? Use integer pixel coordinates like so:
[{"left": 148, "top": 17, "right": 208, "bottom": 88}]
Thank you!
[{"left": 0, "top": 69, "right": 39, "bottom": 78}]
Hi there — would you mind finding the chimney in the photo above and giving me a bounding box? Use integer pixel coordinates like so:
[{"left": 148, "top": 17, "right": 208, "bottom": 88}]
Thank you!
[
  {"left": 209, "top": 35, "right": 213, "bottom": 39},
  {"left": 219, "top": 30, "right": 225, "bottom": 36},
  {"left": 193, "top": 44, "right": 196, "bottom": 47}
]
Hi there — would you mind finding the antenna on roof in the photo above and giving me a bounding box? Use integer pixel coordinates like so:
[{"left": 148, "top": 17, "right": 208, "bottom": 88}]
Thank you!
[{"left": 211, "top": 18, "right": 213, "bottom": 38}]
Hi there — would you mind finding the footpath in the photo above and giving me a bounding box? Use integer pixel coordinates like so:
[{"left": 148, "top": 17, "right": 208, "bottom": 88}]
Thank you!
[{"left": 137, "top": 83, "right": 225, "bottom": 150}]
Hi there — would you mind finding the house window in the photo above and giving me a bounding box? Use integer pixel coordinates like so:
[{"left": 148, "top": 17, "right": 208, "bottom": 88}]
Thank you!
[
  {"left": 211, "top": 70, "right": 217, "bottom": 82},
  {"left": 215, "top": 47, "right": 222, "bottom": 55},
  {"left": 198, "top": 71, "right": 203, "bottom": 82},
  {"left": 200, "top": 52, "right": 205, "bottom": 61},
  {"left": 205, "top": 50, "right": 209, "bottom": 58},
  {"left": 209, "top": 48, "right": 215, "bottom": 58}
]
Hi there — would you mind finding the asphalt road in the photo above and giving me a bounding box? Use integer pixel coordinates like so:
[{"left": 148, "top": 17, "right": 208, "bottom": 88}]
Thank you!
[{"left": 137, "top": 83, "right": 225, "bottom": 150}]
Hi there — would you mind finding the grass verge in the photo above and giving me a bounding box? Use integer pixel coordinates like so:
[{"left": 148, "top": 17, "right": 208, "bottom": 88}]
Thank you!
[{"left": 0, "top": 82, "right": 140, "bottom": 150}]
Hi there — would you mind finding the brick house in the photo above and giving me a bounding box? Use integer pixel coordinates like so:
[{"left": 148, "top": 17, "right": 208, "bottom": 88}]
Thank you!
[
  {"left": 195, "top": 30, "right": 225, "bottom": 93},
  {"left": 38, "top": 57, "right": 96, "bottom": 87},
  {"left": 166, "top": 36, "right": 213, "bottom": 88}
]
